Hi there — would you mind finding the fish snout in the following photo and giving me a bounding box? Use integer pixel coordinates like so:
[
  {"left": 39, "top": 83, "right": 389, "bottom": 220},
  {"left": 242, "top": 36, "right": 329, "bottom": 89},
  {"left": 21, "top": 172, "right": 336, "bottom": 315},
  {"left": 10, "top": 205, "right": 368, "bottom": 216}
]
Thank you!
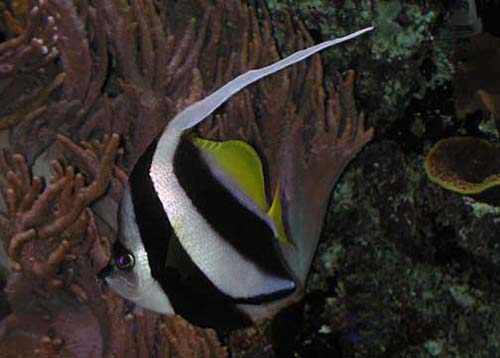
[{"left": 97, "top": 261, "right": 114, "bottom": 280}]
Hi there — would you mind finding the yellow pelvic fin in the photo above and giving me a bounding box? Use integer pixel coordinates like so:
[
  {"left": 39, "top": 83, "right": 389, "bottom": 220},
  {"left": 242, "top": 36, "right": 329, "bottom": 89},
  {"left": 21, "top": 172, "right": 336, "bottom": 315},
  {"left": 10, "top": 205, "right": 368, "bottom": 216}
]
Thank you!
[{"left": 191, "top": 136, "right": 289, "bottom": 244}]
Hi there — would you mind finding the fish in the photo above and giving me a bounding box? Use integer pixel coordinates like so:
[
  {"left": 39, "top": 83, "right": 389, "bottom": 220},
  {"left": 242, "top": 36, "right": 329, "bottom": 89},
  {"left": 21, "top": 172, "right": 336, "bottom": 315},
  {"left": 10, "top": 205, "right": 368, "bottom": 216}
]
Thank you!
[{"left": 103, "top": 26, "right": 374, "bottom": 328}]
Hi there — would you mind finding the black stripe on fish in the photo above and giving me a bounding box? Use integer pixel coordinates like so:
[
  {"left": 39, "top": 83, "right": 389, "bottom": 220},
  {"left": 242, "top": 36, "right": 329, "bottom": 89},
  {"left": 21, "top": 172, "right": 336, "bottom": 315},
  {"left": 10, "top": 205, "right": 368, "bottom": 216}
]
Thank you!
[
  {"left": 173, "top": 136, "right": 295, "bottom": 302},
  {"left": 160, "top": 233, "right": 254, "bottom": 330},
  {"left": 129, "top": 139, "right": 171, "bottom": 282},
  {"left": 129, "top": 139, "right": 252, "bottom": 330}
]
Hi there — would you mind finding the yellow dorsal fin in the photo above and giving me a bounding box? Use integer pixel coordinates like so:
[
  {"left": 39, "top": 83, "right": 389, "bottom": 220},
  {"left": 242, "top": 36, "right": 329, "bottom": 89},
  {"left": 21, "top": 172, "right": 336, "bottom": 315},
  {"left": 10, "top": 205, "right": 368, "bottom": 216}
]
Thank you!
[
  {"left": 267, "top": 183, "right": 289, "bottom": 245},
  {"left": 191, "top": 136, "right": 267, "bottom": 210}
]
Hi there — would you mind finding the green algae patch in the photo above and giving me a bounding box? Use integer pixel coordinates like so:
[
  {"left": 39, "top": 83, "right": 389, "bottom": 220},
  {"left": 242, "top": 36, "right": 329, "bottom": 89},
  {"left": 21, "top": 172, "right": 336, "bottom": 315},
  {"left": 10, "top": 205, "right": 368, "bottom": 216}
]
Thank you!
[{"left": 425, "top": 137, "right": 500, "bottom": 194}]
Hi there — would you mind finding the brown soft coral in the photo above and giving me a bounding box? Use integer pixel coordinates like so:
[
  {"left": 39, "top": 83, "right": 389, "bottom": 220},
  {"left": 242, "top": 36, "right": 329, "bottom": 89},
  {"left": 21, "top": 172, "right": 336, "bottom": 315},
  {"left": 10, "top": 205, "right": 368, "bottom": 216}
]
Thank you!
[
  {"left": 0, "top": 133, "right": 119, "bottom": 286},
  {"left": 160, "top": 315, "right": 227, "bottom": 358},
  {"left": 6, "top": 0, "right": 110, "bottom": 164},
  {"left": 0, "top": 134, "right": 121, "bottom": 357},
  {"left": 101, "top": 0, "right": 213, "bottom": 169},
  {"left": 99, "top": 290, "right": 226, "bottom": 357},
  {"left": 0, "top": 133, "right": 227, "bottom": 357},
  {"left": 0, "top": 0, "right": 31, "bottom": 35},
  {"left": 0, "top": 4, "right": 60, "bottom": 132},
  {"left": 0, "top": 5, "right": 59, "bottom": 79}
]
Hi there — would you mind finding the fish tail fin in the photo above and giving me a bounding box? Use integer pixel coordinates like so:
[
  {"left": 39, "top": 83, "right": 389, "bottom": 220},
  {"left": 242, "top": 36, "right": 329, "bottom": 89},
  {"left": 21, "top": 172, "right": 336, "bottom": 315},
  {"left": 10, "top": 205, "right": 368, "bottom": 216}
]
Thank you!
[{"left": 167, "top": 26, "right": 374, "bottom": 133}]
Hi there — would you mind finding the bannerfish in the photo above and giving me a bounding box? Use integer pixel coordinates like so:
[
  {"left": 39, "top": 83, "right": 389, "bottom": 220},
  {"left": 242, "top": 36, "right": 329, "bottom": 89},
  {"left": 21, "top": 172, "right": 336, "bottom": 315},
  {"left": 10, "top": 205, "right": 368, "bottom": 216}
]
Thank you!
[{"left": 103, "top": 26, "right": 374, "bottom": 329}]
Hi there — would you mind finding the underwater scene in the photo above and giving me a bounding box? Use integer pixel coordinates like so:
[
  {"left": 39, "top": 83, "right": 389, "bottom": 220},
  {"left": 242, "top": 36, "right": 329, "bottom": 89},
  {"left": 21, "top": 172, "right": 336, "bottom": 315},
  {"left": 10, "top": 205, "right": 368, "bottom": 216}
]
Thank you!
[{"left": 0, "top": 0, "right": 499, "bottom": 357}]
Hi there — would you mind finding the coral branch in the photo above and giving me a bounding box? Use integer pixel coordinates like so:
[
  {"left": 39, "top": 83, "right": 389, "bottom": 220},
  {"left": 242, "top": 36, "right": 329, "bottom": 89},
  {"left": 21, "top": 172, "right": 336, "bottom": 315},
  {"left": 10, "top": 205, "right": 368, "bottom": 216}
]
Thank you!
[
  {"left": 33, "top": 335, "right": 66, "bottom": 357},
  {"left": 8, "top": 228, "right": 35, "bottom": 259},
  {"left": 0, "top": 6, "right": 58, "bottom": 78},
  {"left": 1, "top": 0, "right": 114, "bottom": 165},
  {"left": 159, "top": 316, "right": 227, "bottom": 358},
  {"left": 31, "top": 240, "right": 70, "bottom": 279},
  {"left": 0, "top": 134, "right": 120, "bottom": 280},
  {"left": 57, "top": 134, "right": 127, "bottom": 201},
  {"left": 37, "top": 134, "right": 119, "bottom": 239},
  {"left": 42, "top": 0, "right": 92, "bottom": 100},
  {"left": 0, "top": 72, "right": 66, "bottom": 130}
]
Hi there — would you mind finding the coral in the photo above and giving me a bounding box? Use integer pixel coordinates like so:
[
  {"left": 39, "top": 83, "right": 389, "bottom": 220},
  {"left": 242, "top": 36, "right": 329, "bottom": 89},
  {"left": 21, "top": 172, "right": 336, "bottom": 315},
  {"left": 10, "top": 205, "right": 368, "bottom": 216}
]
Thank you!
[
  {"left": 267, "top": 0, "right": 454, "bottom": 130},
  {"left": 0, "top": 72, "right": 65, "bottom": 130},
  {"left": 0, "top": 4, "right": 60, "bottom": 132},
  {"left": 0, "top": 5, "right": 58, "bottom": 78},
  {"left": 0, "top": 133, "right": 119, "bottom": 283},
  {"left": 159, "top": 315, "right": 227, "bottom": 358},
  {"left": 276, "top": 138, "right": 500, "bottom": 357},
  {"left": 0, "top": 134, "right": 119, "bottom": 357},
  {"left": 0, "top": 0, "right": 375, "bottom": 356},
  {"left": 99, "top": 0, "right": 216, "bottom": 169},
  {"left": 229, "top": 321, "right": 274, "bottom": 358},
  {"left": 0, "top": 0, "right": 31, "bottom": 35},
  {"left": 453, "top": 32, "right": 500, "bottom": 131},
  {"left": 0, "top": 0, "right": 99, "bottom": 162},
  {"left": 100, "top": 290, "right": 226, "bottom": 358},
  {"left": 57, "top": 134, "right": 127, "bottom": 201},
  {"left": 0, "top": 134, "right": 227, "bottom": 357},
  {"left": 424, "top": 136, "right": 500, "bottom": 194},
  {"left": 478, "top": 90, "right": 500, "bottom": 126},
  {"left": 263, "top": 42, "right": 500, "bottom": 354},
  {"left": 0, "top": 0, "right": 111, "bottom": 164}
]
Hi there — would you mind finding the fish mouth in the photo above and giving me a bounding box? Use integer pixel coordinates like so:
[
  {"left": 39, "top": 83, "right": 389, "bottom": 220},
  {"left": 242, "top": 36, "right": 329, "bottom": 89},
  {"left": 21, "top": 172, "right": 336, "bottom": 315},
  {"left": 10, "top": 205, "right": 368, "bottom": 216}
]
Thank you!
[{"left": 97, "top": 262, "right": 114, "bottom": 280}]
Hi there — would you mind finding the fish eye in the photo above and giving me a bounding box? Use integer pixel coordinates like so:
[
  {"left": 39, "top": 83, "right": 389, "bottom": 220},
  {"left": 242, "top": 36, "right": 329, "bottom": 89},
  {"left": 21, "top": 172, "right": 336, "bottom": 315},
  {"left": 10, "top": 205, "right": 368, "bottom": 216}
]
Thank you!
[{"left": 116, "top": 253, "right": 135, "bottom": 270}]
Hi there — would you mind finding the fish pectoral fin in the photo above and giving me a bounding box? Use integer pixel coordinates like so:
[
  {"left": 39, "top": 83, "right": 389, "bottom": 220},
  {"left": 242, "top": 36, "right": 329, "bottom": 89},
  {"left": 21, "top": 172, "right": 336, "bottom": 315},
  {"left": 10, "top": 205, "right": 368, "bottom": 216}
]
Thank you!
[
  {"left": 191, "top": 136, "right": 268, "bottom": 211},
  {"left": 267, "top": 183, "right": 289, "bottom": 245}
]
